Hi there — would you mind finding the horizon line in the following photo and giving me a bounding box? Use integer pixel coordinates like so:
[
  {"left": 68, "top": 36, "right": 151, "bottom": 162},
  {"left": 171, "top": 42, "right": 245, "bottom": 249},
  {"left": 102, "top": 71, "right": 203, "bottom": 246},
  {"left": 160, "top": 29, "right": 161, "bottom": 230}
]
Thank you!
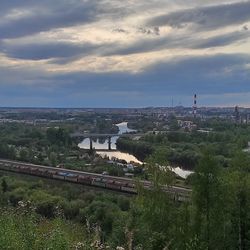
[{"left": 0, "top": 106, "right": 248, "bottom": 110}]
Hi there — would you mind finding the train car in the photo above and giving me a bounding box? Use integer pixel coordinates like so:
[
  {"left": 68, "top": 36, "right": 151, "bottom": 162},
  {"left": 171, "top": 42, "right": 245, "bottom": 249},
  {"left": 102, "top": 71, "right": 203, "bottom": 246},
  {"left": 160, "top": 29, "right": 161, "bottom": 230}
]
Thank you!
[
  {"left": 65, "top": 173, "right": 78, "bottom": 182},
  {"left": 19, "top": 166, "right": 30, "bottom": 173},
  {"left": 164, "top": 186, "right": 191, "bottom": 198},
  {"left": 53, "top": 171, "right": 67, "bottom": 180},
  {"left": 37, "top": 168, "right": 48, "bottom": 177},
  {"left": 0, "top": 162, "right": 11, "bottom": 168},
  {"left": 0, "top": 162, "right": 10, "bottom": 171},
  {"left": 174, "top": 192, "right": 190, "bottom": 202},
  {"left": 30, "top": 167, "right": 39, "bottom": 175},
  {"left": 46, "top": 170, "right": 57, "bottom": 178},
  {"left": 112, "top": 181, "right": 124, "bottom": 190},
  {"left": 92, "top": 178, "right": 106, "bottom": 188},
  {"left": 78, "top": 175, "right": 92, "bottom": 185},
  {"left": 121, "top": 183, "right": 136, "bottom": 193},
  {"left": 10, "top": 164, "right": 20, "bottom": 173},
  {"left": 142, "top": 181, "right": 152, "bottom": 190},
  {"left": 106, "top": 180, "right": 121, "bottom": 190}
]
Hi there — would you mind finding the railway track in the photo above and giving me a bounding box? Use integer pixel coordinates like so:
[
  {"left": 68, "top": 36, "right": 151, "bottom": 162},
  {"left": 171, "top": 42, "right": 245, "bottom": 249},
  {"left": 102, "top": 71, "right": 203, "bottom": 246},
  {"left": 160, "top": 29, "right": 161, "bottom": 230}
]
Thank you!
[{"left": 0, "top": 159, "right": 191, "bottom": 201}]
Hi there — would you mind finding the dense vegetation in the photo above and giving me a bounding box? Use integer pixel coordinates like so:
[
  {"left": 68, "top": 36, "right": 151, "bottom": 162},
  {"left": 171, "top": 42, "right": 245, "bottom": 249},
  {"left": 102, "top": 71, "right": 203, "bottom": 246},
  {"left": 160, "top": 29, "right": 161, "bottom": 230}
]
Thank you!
[
  {"left": 118, "top": 119, "right": 250, "bottom": 169},
  {"left": 116, "top": 138, "right": 154, "bottom": 161},
  {"left": 0, "top": 122, "right": 121, "bottom": 172},
  {"left": 0, "top": 208, "right": 89, "bottom": 250},
  {"left": 0, "top": 123, "right": 74, "bottom": 165},
  {"left": 1, "top": 148, "right": 250, "bottom": 249}
]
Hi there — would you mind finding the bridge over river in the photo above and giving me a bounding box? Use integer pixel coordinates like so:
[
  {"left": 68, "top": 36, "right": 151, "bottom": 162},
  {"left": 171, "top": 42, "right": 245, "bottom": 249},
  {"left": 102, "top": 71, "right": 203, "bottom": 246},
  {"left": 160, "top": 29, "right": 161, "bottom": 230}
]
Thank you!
[{"left": 70, "top": 132, "right": 144, "bottom": 138}]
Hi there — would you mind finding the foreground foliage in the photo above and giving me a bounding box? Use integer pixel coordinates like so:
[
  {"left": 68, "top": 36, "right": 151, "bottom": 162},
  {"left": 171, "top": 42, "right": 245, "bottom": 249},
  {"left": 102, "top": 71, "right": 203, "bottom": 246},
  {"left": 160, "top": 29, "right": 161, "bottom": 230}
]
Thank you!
[
  {"left": 0, "top": 208, "right": 88, "bottom": 250},
  {"left": 1, "top": 150, "right": 250, "bottom": 249}
]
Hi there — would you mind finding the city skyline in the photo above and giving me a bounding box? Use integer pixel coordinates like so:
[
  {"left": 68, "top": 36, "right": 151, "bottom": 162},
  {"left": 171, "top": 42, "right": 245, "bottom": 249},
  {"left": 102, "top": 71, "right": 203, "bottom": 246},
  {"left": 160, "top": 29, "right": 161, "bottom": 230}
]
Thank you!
[{"left": 0, "top": 0, "right": 250, "bottom": 108}]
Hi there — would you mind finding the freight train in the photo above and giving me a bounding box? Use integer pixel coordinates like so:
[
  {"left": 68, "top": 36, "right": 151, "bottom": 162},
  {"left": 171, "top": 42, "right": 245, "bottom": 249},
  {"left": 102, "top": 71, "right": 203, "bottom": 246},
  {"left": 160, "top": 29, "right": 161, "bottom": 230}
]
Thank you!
[{"left": 0, "top": 159, "right": 191, "bottom": 200}]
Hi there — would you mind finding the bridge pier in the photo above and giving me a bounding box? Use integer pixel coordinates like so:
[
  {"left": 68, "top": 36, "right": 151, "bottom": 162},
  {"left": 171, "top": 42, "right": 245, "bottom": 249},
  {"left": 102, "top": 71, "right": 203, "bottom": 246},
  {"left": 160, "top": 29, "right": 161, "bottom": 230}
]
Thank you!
[
  {"left": 89, "top": 138, "right": 93, "bottom": 150},
  {"left": 108, "top": 136, "right": 112, "bottom": 150}
]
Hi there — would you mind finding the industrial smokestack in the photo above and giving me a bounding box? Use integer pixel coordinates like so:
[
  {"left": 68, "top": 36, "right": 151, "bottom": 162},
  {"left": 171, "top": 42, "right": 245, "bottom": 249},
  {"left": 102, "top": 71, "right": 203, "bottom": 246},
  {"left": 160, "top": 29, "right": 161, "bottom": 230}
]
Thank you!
[{"left": 193, "top": 94, "right": 197, "bottom": 118}]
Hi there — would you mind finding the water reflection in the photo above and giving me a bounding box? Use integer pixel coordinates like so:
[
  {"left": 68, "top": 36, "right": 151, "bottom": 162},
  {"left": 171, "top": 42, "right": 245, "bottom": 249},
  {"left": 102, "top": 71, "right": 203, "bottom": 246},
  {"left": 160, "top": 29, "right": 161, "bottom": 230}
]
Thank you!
[
  {"left": 98, "top": 151, "right": 142, "bottom": 164},
  {"left": 116, "top": 122, "right": 136, "bottom": 134},
  {"left": 169, "top": 167, "right": 193, "bottom": 179},
  {"left": 78, "top": 136, "right": 119, "bottom": 150}
]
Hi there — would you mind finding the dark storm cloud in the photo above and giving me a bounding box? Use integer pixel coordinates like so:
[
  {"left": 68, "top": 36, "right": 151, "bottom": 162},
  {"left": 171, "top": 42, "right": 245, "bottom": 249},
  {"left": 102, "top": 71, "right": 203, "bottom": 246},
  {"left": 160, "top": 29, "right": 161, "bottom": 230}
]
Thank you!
[
  {"left": 0, "top": 0, "right": 106, "bottom": 39},
  {"left": 0, "top": 53, "right": 250, "bottom": 107},
  {"left": 147, "top": 1, "right": 250, "bottom": 30},
  {"left": 0, "top": 0, "right": 35, "bottom": 13},
  {"left": 35, "top": 54, "right": 250, "bottom": 96},
  {"left": 45, "top": 54, "right": 250, "bottom": 103},
  {"left": 0, "top": 41, "right": 103, "bottom": 60}
]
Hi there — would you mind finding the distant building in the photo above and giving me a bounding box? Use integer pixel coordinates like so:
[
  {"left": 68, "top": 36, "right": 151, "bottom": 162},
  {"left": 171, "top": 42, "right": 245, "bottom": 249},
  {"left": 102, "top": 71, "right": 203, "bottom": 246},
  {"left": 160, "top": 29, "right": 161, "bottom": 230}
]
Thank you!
[
  {"left": 234, "top": 106, "right": 240, "bottom": 124},
  {"left": 178, "top": 120, "right": 197, "bottom": 131}
]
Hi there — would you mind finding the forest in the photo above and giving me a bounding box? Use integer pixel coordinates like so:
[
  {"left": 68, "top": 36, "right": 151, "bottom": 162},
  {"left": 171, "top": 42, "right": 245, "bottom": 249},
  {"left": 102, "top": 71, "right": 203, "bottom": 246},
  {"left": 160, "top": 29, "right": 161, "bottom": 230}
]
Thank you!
[{"left": 117, "top": 119, "right": 250, "bottom": 170}]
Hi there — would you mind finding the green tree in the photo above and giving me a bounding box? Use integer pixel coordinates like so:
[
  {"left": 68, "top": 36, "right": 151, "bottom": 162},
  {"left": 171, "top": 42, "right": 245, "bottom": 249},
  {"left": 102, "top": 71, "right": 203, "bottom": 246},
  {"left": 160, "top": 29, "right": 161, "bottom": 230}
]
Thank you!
[
  {"left": 169, "top": 115, "right": 180, "bottom": 131},
  {"left": 19, "top": 148, "right": 29, "bottom": 161},
  {"left": 192, "top": 152, "right": 226, "bottom": 250},
  {"left": 227, "top": 152, "right": 250, "bottom": 250},
  {"left": 49, "top": 152, "right": 58, "bottom": 167},
  {"left": 129, "top": 152, "right": 176, "bottom": 249},
  {"left": 1, "top": 179, "right": 8, "bottom": 193}
]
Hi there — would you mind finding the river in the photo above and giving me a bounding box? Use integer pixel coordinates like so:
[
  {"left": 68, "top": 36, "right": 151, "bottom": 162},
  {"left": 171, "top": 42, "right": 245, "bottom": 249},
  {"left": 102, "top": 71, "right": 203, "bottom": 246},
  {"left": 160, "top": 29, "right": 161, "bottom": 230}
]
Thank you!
[{"left": 78, "top": 122, "right": 192, "bottom": 178}]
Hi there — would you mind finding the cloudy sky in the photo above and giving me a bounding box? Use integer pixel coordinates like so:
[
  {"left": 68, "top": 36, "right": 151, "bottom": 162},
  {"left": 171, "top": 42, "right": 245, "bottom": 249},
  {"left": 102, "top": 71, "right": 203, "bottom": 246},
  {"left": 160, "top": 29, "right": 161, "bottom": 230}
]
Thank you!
[{"left": 0, "top": 0, "right": 250, "bottom": 108}]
